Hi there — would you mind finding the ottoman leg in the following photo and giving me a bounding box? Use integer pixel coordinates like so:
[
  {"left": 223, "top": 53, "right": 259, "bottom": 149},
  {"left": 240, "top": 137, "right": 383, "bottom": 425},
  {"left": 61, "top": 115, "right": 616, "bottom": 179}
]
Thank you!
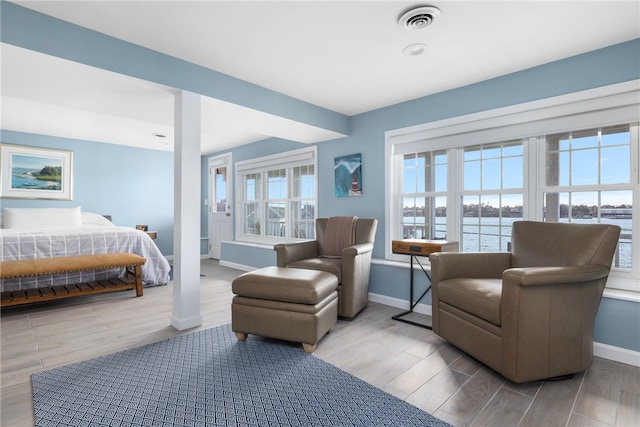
[
  {"left": 302, "top": 343, "right": 317, "bottom": 354},
  {"left": 235, "top": 332, "right": 248, "bottom": 341}
]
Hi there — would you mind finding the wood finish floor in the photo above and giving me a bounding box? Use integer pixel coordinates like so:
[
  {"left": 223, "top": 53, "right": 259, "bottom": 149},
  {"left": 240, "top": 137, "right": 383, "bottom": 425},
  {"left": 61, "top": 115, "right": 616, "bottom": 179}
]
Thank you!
[{"left": 2, "top": 259, "right": 639, "bottom": 426}]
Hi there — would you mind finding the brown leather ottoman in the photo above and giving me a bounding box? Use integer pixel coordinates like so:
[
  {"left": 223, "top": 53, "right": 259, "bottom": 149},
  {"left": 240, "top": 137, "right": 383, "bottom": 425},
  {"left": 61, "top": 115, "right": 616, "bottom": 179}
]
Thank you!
[{"left": 231, "top": 266, "right": 338, "bottom": 353}]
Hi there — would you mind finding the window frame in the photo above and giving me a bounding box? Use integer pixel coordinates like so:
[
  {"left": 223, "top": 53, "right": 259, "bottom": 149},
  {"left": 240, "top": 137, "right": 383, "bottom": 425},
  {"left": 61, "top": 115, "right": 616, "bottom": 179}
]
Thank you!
[
  {"left": 385, "top": 80, "right": 640, "bottom": 297},
  {"left": 235, "top": 146, "right": 317, "bottom": 245}
]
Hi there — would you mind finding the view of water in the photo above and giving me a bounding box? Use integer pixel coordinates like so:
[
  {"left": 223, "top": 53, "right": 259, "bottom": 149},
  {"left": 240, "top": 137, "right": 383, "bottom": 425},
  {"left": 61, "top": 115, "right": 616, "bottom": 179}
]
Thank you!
[{"left": 404, "top": 217, "right": 633, "bottom": 269}]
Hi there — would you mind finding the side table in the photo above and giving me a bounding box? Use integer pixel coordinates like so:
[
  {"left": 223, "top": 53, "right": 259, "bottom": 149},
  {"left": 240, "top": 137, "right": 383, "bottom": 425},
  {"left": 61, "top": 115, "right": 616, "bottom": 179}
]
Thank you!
[{"left": 391, "top": 239, "right": 458, "bottom": 329}]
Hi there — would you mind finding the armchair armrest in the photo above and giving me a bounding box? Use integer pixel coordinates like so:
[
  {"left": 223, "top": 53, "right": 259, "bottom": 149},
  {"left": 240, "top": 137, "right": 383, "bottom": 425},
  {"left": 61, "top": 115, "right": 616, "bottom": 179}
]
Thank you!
[
  {"left": 274, "top": 241, "right": 319, "bottom": 267},
  {"left": 430, "top": 252, "right": 512, "bottom": 284},
  {"left": 343, "top": 242, "right": 374, "bottom": 258},
  {"left": 503, "top": 265, "right": 609, "bottom": 287}
]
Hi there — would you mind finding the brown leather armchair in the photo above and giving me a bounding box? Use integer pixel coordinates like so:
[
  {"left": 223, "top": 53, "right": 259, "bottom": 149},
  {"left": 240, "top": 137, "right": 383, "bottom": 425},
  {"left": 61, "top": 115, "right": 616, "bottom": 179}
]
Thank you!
[
  {"left": 274, "top": 217, "right": 378, "bottom": 318},
  {"left": 429, "top": 221, "right": 621, "bottom": 383}
]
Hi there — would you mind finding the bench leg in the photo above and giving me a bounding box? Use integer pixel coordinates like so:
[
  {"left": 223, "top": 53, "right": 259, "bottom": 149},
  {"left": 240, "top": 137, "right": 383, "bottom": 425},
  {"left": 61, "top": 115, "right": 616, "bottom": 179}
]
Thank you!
[{"left": 134, "top": 265, "right": 143, "bottom": 297}]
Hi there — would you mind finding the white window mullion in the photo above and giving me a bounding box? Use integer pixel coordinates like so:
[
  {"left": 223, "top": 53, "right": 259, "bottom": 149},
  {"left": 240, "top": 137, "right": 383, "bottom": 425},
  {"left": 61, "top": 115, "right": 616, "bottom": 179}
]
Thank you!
[{"left": 448, "top": 147, "right": 462, "bottom": 243}]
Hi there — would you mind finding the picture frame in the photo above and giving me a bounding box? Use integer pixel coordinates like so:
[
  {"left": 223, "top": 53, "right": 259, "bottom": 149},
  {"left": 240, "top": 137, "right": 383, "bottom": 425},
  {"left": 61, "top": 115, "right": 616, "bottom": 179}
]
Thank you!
[
  {"left": 0, "top": 144, "right": 73, "bottom": 200},
  {"left": 334, "top": 153, "right": 362, "bottom": 197}
]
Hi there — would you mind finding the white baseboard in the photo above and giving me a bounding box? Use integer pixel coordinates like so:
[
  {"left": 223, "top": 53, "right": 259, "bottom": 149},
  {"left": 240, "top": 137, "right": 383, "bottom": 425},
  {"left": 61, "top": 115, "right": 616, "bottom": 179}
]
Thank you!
[
  {"left": 369, "top": 292, "right": 432, "bottom": 316},
  {"left": 369, "top": 291, "right": 640, "bottom": 367},
  {"left": 170, "top": 314, "right": 202, "bottom": 331},
  {"left": 594, "top": 342, "right": 640, "bottom": 367},
  {"left": 219, "top": 260, "right": 254, "bottom": 271}
]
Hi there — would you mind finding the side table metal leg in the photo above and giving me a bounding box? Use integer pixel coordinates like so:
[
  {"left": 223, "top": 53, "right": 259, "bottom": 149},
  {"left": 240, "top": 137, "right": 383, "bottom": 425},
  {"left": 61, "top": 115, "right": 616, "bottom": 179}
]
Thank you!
[{"left": 392, "top": 255, "right": 432, "bottom": 329}]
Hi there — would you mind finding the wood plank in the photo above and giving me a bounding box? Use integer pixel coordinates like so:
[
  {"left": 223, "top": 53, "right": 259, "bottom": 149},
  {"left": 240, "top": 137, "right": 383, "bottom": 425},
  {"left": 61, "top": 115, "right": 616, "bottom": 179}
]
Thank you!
[
  {"left": 52, "top": 285, "right": 69, "bottom": 295},
  {"left": 573, "top": 358, "right": 623, "bottom": 425},
  {"left": 472, "top": 387, "right": 533, "bottom": 427},
  {"left": 437, "top": 367, "right": 506, "bottom": 424},
  {"left": 25, "top": 289, "right": 40, "bottom": 298},
  {"left": 39, "top": 288, "right": 55, "bottom": 297},
  {"left": 519, "top": 372, "right": 583, "bottom": 427}
]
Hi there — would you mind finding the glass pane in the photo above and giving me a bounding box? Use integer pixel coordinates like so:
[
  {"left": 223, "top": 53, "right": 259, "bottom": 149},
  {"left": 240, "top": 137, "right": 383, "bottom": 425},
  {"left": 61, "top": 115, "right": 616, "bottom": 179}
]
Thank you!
[
  {"left": 602, "top": 125, "right": 630, "bottom": 146},
  {"left": 464, "top": 160, "right": 481, "bottom": 190},
  {"left": 559, "top": 151, "right": 570, "bottom": 186},
  {"left": 404, "top": 154, "right": 417, "bottom": 168},
  {"left": 503, "top": 156, "right": 523, "bottom": 189},
  {"left": 244, "top": 173, "right": 261, "bottom": 200},
  {"left": 482, "top": 144, "right": 501, "bottom": 159},
  {"left": 293, "top": 165, "right": 315, "bottom": 198},
  {"left": 482, "top": 158, "right": 501, "bottom": 189},
  {"left": 435, "top": 164, "right": 447, "bottom": 192},
  {"left": 602, "top": 191, "right": 632, "bottom": 269},
  {"left": 464, "top": 147, "right": 481, "bottom": 161},
  {"left": 570, "top": 192, "right": 598, "bottom": 220},
  {"left": 571, "top": 129, "right": 598, "bottom": 149},
  {"left": 402, "top": 197, "right": 424, "bottom": 239},
  {"left": 502, "top": 194, "right": 523, "bottom": 219},
  {"left": 543, "top": 191, "right": 571, "bottom": 222},
  {"left": 433, "top": 196, "right": 447, "bottom": 239},
  {"left": 244, "top": 202, "right": 261, "bottom": 235},
  {"left": 601, "top": 146, "right": 630, "bottom": 184},
  {"left": 421, "top": 196, "right": 447, "bottom": 240},
  {"left": 503, "top": 143, "right": 523, "bottom": 157},
  {"left": 571, "top": 149, "right": 598, "bottom": 185},
  {"left": 290, "top": 201, "right": 315, "bottom": 239},
  {"left": 265, "top": 202, "right": 285, "bottom": 237},
  {"left": 267, "top": 169, "right": 286, "bottom": 199},
  {"left": 462, "top": 195, "right": 480, "bottom": 251},
  {"left": 417, "top": 166, "right": 427, "bottom": 193},
  {"left": 214, "top": 167, "right": 227, "bottom": 213},
  {"left": 404, "top": 167, "right": 417, "bottom": 193}
]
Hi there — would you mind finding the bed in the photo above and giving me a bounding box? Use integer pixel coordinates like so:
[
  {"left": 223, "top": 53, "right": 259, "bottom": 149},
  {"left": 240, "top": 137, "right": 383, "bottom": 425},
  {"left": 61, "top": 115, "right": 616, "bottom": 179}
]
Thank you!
[{"left": 0, "top": 207, "right": 171, "bottom": 293}]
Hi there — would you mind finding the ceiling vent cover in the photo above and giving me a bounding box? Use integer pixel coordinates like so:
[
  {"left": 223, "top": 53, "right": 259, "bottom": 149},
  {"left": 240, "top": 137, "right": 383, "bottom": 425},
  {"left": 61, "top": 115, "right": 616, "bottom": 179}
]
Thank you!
[{"left": 398, "top": 6, "right": 441, "bottom": 30}]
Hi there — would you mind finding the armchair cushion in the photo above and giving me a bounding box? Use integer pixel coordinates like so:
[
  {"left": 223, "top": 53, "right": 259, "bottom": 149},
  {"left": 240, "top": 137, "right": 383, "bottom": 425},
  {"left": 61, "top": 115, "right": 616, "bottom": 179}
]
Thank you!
[
  {"left": 287, "top": 257, "right": 342, "bottom": 282},
  {"left": 437, "top": 278, "right": 502, "bottom": 326}
]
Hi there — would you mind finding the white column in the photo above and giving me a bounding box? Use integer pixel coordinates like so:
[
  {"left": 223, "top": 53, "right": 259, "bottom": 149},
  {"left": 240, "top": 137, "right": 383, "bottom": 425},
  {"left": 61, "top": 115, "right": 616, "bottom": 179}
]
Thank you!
[{"left": 171, "top": 90, "right": 202, "bottom": 330}]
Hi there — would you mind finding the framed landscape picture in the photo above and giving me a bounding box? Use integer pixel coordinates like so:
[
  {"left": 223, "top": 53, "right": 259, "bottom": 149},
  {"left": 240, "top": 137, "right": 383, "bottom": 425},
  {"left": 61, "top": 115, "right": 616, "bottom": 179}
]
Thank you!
[{"left": 0, "top": 144, "right": 73, "bottom": 200}]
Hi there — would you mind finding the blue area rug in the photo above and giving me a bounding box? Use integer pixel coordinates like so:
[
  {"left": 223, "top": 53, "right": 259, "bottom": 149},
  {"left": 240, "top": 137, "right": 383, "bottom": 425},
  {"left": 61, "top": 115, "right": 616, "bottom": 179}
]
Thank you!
[{"left": 32, "top": 324, "right": 451, "bottom": 426}]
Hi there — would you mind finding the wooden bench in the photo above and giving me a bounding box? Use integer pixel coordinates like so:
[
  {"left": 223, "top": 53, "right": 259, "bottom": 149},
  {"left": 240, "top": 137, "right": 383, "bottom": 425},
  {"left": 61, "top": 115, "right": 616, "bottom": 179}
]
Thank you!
[{"left": 0, "top": 253, "right": 146, "bottom": 307}]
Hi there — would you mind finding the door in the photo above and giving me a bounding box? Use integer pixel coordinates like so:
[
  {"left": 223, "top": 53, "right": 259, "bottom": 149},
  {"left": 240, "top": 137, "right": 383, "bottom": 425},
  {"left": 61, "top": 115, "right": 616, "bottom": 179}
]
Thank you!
[{"left": 208, "top": 154, "right": 232, "bottom": 259}]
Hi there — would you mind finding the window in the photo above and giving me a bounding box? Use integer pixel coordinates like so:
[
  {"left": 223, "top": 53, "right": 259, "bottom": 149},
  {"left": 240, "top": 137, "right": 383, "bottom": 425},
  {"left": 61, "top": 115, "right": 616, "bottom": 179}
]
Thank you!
[
  {"left": 462, "top": 141, "right": 524, "bottom": 252},
  {"left": 542, "top": 125, "right": 634, "bottom": 269},
  {"left": 400, "top": 150, "right": 447, "bottom": 240},
  {"left": 385, "top": 81, "right": 639, "bottom": 294},
  {"left": 236, "top": 147, "right": 317, "bottom": 243}
]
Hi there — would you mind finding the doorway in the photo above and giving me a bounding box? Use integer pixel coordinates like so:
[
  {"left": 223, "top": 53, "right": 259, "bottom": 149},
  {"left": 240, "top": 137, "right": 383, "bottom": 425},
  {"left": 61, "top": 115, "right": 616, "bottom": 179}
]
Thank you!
[{"left": 208, "top": 153, "right": 232, "bottom": 259}]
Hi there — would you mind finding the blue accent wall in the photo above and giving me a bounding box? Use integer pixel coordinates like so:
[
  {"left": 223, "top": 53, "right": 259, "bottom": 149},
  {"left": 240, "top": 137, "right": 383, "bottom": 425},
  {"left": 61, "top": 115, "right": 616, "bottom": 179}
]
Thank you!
[{"left": 2, "top": 1, "right": 638, "bottom": 354}]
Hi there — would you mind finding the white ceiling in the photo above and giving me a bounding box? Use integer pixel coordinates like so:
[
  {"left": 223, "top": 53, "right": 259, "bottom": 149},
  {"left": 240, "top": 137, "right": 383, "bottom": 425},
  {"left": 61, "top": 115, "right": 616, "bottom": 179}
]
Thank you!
[{"left": 2, "top": 1, "right": 639, "bottom": 154}]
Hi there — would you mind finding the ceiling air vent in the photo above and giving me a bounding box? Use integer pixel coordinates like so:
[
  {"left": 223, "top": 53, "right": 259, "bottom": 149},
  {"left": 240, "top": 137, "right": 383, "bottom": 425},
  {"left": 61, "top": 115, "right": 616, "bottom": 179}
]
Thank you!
[{"left": 398, "top": 6, "right": 441, "bottom": 30}]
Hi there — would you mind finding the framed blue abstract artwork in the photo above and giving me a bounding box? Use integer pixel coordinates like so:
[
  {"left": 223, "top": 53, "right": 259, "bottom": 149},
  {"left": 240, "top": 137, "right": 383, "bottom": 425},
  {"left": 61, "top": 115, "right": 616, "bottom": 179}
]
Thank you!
[{"left": 334, "top": 153, "right": 362, "bottom": 197}]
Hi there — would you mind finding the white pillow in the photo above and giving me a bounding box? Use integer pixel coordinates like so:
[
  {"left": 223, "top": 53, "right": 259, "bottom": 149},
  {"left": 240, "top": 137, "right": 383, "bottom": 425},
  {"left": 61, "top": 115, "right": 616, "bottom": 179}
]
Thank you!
[
  {"left": 3, "top": 207, "right": 82, "bottom": 229},
  {"left": 81, "top": 212, "right": 115, "bottom": 227}
]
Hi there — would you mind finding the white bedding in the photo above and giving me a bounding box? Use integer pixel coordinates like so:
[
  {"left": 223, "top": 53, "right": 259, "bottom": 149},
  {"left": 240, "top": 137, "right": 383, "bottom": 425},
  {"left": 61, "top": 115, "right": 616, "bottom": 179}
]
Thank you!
[{"left": 0, "top": 225, "right": 171, "bottom": 292}]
